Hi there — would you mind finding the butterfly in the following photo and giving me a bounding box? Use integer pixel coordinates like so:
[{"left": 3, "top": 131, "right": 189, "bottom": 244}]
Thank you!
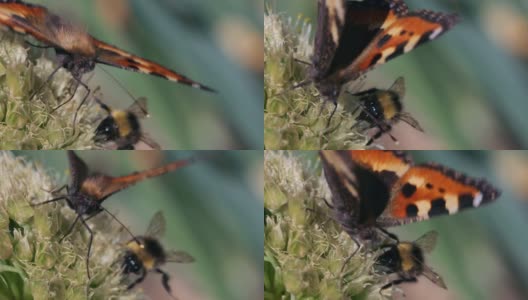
[
  {"left": 123, "top": 211, "right": 194, "bottom": 299},
  {"left": 348, "top": 76, "right": 423, "bottom": 146},
  {"left": 0, "top": 0, "right": 215, "bottom": 127},
  {"left": 307, "top": 0, "right": 459, "bottom": 124},
  {"left": 94, "top": 97, "right": 161, "bottom": 150},
  {"left": 319, "top": 150, "right": 500, "bottom": 248},
  {"left": 30, "top": 150, "right": 197, "bottom": 279}
]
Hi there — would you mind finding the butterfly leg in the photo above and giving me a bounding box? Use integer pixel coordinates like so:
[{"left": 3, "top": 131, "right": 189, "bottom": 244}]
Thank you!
[
  {"left": 376, "top": 227, "right": 399, "bottom": 243},
  {"left": 293, "top": 58, "right": 312, "bottom": 66},
  {"left": 24, "top": 41, "right": 53, "bottom": 49},
  {"left": 30, "top": 196, "right": 67, "bottom": 207},
  {"left": 40, "top": 184, "right": 68, "bottom": 195},
  {"left": 79, "top": 216, "right": 94, "bottom": 279},
  {"left": 326, "top": 102, "right": 338, "bottom": 128},
  {"left": 58, "top": 214, "right": 81, "bottom": 243},
  {"left": 28, "top": 64, "right": 63, "bottom": 102},
  {"left": 156, "top": 268, "right": 179, "bottom": 300},
  {"left": 127, "top": 268, "right": 147, "bottom": 290},
  {"left": 50, "top": 80, "right": 80, "bottom": 114},
  {"left": 71, "top": 79, "right": 91, "bottom": 135},
  {"left": 339, "top": 235, "right": 361, "bottom": 291}
]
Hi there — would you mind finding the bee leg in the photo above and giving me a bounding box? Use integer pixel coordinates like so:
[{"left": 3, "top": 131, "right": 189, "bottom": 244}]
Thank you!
[
  {"left": 379, "top": 276, "right": 417, "bottom": 294},
  {"left": 156, "top": 268, "right": 178, "bottom": 300},
  {"left": 127, "top": 268, "right": 146, "bottom": 290},
  {"left": 80, "top": 216, "right": 94, "bottom": 280}
]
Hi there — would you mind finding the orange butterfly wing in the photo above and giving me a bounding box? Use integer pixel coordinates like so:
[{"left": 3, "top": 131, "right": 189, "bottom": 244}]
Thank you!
[
  {"left": 94, "top": 157, "right": 195, "bottom": 200},
  {"left": 0, "top": 3, "right": 60, "bottom": 46},
  {"left": 93, "top": 39, "right": 216, "bottom": 92},
  {"left": 320, "top": 150, "right": 412, "bottom": 226},
  {"left": 340, "top": 8, "right": 459, "bottom": 81},
  {"left": 349, "top": 150, "right": 411, "bottom": 180},
  {"left": 378, "top": 163, "right": 500, "bottom": 226}
]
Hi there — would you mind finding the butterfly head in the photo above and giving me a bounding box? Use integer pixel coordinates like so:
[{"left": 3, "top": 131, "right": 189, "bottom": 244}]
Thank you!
[{"left": 313, "top": 79, "right": 341, "bottom": 104}]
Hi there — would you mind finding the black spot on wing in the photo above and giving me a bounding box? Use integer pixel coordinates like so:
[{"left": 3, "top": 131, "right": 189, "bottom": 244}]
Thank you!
[
  {"left": 425, "top": 183, "right": 433, "bottom": 189},
  {"left": 370, "top": 53, "right": 383, "bottom": 66},
  {"left": 429, "top": 198, "right": 448, "bottom": 217},
  {"left": 401, "top": 183, "right": 417, "bottom": 198},
  {"left": 459, "top": 193, "right": 474, "bottom": 209},
  {"left": 386, "top": 42, "right": 406, "bottom": 61},
  {"left": 406, "top": 204, "right": 418, "bottom": 217},
  {"left": 377, "top": 34, "right": 392, "bottom": 48}
]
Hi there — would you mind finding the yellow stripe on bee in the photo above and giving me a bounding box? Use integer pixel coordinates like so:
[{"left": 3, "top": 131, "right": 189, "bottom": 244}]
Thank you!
[
  {"left": 111, "top": 110, "right": 131, "bottom": 137},
  {"left": 397, "top": 243, "right": 415, "bottom": 272}
]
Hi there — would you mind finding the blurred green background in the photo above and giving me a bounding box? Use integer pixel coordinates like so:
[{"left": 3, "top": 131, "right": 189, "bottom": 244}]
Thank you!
[
  {"left": 13, "top": 150, "right": 263, "bottom": 300},
  {"left": 28, "top": 0, "right": 263, "bottom": 149},
  {"left": 267, "top": 0, "right": 528, "bottom": 149},
  {"left": 293, "top": 150, "right": 528, "bottom": 300}
]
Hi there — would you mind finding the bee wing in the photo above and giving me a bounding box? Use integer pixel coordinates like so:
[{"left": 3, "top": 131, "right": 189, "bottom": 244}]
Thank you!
[
  {"left": 92, "top": 38, "right": 215, "bottom": 92},
  {"left": 422, "top": 264, "right": 447, "bottom": 289},
  {"left": 0, "top": 3, "right": 61, "bottom": 47},
  {"left": 139, "top": 133, "right": 162, "bottom": 150},
  {"left": 395, "top": 112, "right": 424, "bottom": 132},
  {"left": 166, "top": 250, "right": 195, "bottom": 263},
  {"left": 389, "top": 76, "right": 405, "bottom": 97},
  {"left": 145, "top": 211, "right": 166, "bottom": 238},
  {"left": 413, "top": 230, "right": 438, "bottom": 254},
  {"left": 128, "top": 97, "right": 149, "bottom": 119}
]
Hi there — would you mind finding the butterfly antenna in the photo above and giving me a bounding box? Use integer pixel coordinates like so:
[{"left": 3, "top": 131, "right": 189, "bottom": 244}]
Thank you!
[
  {"left": 99, "top": 66, "right": 148, "bottom": 115},
  {"left": 100, "top": 207, "right": 141, "bottom": 244}
]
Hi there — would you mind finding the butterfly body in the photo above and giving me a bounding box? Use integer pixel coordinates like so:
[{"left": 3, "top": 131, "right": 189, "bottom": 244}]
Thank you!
[
  {"left": 310, "top": 0, "right": 458, "bottom": 121},
  {"left": 319, "top": 150, "right": 500, "bottom": 243},
  {"left": 375, "top": 230, "right": 446, "bottom": 290}
]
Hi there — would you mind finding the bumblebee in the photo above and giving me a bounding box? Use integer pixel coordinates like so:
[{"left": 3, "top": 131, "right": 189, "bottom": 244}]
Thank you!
[
  {"left": 348, "top": 77, "right": 424, "bottom": 145},
  {"left": 123, "top": 211, "right": 195, "bottom": 297},
  {"left": 375, "top": 230, "right": 446, "bottom": 292},
  {"left": 94, "top": 97, "right": 161, "bottom": 150}
]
